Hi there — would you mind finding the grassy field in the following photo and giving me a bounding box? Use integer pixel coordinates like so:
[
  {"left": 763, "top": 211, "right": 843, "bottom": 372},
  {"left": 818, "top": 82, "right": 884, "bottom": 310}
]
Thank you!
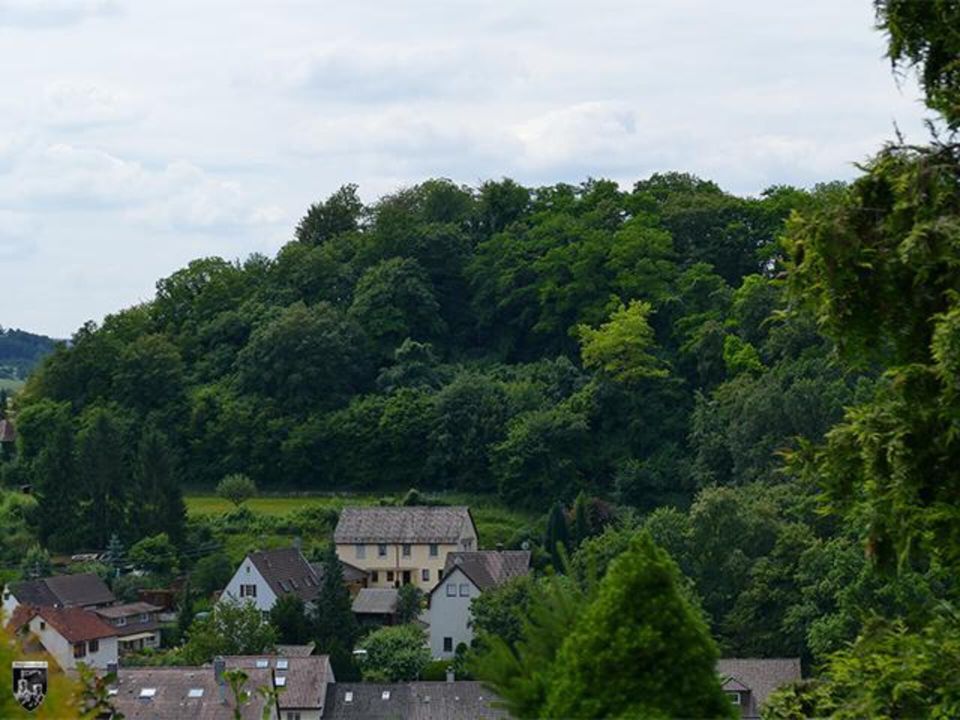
[{"left": 185, "top": 492, "right": 539, "bottom": 553}]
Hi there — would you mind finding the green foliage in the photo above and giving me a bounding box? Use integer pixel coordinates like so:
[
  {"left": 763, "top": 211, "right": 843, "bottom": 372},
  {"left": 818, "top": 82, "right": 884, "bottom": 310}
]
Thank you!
[
  {"left": 217, "top": 474, "right": 257, "bottom": 508},
  {"left": 358, "top": 623, "right": 431, "bottom": 682},
  {"left": 269, "top": 593, "right": 311, "bottom": 645},
  {"left": 312, "top": 544, "right": 360, "bottom": 679},
  {"left": 20, "top": 544, "right": 52, "bottom": 579},
  {"left": 543, "top": 501, "right": 570, "bottom": 570},
  {"left": 543, "top": 533, "right": 734, "bottom": 720},
  {"left": 183, "top": 597, "right": 277, "bottom": 664},
  {"left": 395, "top": 583, "right": 424, "bottom": 624},
  {"left": 128, "top": 532, "right": 179, "bottom": 576},
  {"left": 295, "top": 184, "right": 364, "bottom": 246},
  {"left": 469, "top": 574, "right": 536, "bottom": 649},
  {"left": 191, "top": 552, "right": 234, "bottom": 596},
  {"left": 578, "top": 300, "right": 667, "bottom": 382}
]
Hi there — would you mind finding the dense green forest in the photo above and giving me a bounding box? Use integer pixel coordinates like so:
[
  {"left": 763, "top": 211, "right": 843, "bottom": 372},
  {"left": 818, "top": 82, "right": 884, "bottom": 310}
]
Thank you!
[
  {"left": 2, "top": 0, "right": 959, "bottom": 715},
  {"left": 0, "top": 327, "right": 57, "bottom": 381}
]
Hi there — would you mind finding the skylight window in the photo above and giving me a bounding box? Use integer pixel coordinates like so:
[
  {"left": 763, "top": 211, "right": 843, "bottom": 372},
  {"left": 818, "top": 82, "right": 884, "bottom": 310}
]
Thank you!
[
  {"left": 107, "top": 689, "right": 118, "bottom": 696},
  {"left": 188, "top": 688, "right": 204, "bottom": 698},
  {"left": 139, "top": 688, "right": 156, "bottom": 698},
  {"left": 276, "top": 659, "right": 288, "bottom": 670},
  {"left": 345, "top": 691, "right": 353, "bottom": 703},
  {"left": 382, "top": 690, "right": 391, "bottom": 700},
  {"left": 274, "top": 676, "right": 287, "bottom": 687},
  {"left": 256, "top": 659, "right": 269, "bottom": 668}
]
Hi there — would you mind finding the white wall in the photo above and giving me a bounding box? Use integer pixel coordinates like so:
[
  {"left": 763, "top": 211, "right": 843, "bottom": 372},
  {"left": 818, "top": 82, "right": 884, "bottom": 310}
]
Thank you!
[
  {"left": 28, "top": 616, "right": 118, "bottom": 671},
  {"left": 220, "top": 558, "right": 277, "bottom": 613},
  {"left": 2, "top": 584, "right": 19, "bottom": 619},
  {"left": 426, "top": 567, "right": 478, "bottom": 659}
]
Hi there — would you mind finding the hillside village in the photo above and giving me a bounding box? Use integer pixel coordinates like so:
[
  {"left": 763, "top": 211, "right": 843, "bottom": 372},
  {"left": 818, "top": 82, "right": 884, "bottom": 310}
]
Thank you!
[{"left": 2, "top": 504, "right": 800, "bottom": 718}]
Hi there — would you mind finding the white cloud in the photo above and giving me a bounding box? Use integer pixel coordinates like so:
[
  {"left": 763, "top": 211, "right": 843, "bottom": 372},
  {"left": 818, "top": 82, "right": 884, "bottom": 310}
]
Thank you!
[
  {"left": 0, "top": 0, "right": 117, "bottom": 27},
  {"left": 0, "top": 209, "right": 39, "bottom": 260},
  {"left": 41, "top": 80, "right": 140, "bottom": 128}
]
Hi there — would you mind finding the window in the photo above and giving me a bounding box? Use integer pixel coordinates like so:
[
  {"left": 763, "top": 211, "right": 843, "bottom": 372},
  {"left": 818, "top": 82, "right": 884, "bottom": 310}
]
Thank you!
[
  {"left": 462, "top": 538, "right": 474, "bottom": 550},
  {"left": 356, "top": 544, "right": 366, "bottom": 559},
  {"left": 38, "top": 621, "right": 45, "bottom": 631},
  {"left": 139, "top": 688, "right": 156, "bottom": 699},
  {"left": 88, "top": 639, "right": 99, "bottom": 653},
  {"left": 372, "top": 571, "right": 379, "bottom": 583},
  {"left": 276, "top": 659, "right": 288, "bottom": 670},
  {"left": 245, "top": 564, "right": 250, "bottom": 573},
  {"left": 256, "top": 659, "right": 269, "bottom": 669},
  {"left": 726, "top": 692, "right": 742, "bottom": 706},
  {"left": 459, "top": 583, "right": 470, "bottom": 597},
  {"left": 274, "top": 676, "right": 287, "bottom": 687},
  {"left": 240, "top": 584, "right": 257, "bottom": 598},
  {"left": 386, "top": 571, "right": 394, "bottom": 583},
  {"left": 286, "top": 713, "right": 301, "bottom": 720},
  {"left": 443, "top": 637, "right": 453, "bottom": 653},
  {"left": 345, "top": 691, "right": 353, "bottom": 703},
  {"left": 73, "top": 642, "right": 86, "bottom": 659},
  {"left": 140, "top": 613, "right": 150, "bottom": 623},
  {"left": 188, "top": 688, "right": 204, "bottom": 698},
  {"left": 402, "top": 544, "right": 411, "bottom": 557},
  {"left": 421, "top": 568, "right": 430, "bottom": 582},
  {"left": 116, "top": 616, "right": 127, "bottom": 627},
  {"left": 446, "top": 583, "right": 456, "bottom": 597},
  {"left": 378, "top": 544, "right": 388, "bottom": 557},
  {"left": 381, "top": 690, "right": 391, "bottom": 700},
  {"left": 402, "top": 570, "right": 411, "bottom": 584},
  {"left": 429, "top": 543, "right": 438, "bottom": 557}
]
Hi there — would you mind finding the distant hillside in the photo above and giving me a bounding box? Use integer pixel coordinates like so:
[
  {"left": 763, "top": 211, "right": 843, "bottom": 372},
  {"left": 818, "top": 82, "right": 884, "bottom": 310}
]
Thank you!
[{"left": 0, "top": 327, "right": 58, "bottom": 380}]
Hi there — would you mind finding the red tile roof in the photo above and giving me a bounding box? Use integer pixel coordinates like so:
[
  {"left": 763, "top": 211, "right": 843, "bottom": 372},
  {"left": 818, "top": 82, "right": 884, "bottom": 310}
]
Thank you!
[{"left": 9, "top": 605, "right": 118, "bottom": 643}]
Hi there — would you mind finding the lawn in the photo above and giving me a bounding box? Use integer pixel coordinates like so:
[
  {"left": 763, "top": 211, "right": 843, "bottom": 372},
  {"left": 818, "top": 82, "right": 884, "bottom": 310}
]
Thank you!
[{"left": 185, "top": 491, "right": 538, "bottom": 552}]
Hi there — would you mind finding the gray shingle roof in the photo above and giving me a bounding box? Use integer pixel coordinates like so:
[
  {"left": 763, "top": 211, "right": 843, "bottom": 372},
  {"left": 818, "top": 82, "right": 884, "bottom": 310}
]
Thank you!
[
  {"left": 222, "top": 655, "right": 333, "bottom": 710},
  {"left": 275, "top": 643, "right": 315, "bottom": 657},
  {"left": 334, "top": 506, "right": 475, "bottom": 544},
  {"left": 113, "top": 667, "right": 271, "bottom": 720},
  {"left": 93, "top": 601, "right": 162, "bottom": 619},
  {"left": 351, "top": 588, "right": 398, "bottom": 615},
  {"left": 247, "top": 548, "right": 321, "bottom": 603},
  {"left": 9, "top": 572, "right": 114, "bottom": 608},
  {"left": 439, "top": 551, "right": 531, "bottom": 593},
  {"left": 717, "top": 657, "right": 802, "bottom": 719},
  {"left": 323, "top": 682, "right": 511, "bottom": 719}
]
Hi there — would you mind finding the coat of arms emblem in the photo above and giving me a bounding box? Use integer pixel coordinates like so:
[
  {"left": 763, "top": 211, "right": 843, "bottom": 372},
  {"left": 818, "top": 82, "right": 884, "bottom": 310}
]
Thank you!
[{"left": 12, "top": 661, "right": 47, "bottom": 711}]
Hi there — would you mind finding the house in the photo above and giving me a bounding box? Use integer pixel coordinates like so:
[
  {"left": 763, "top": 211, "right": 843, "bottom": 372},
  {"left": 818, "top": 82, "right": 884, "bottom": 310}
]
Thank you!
[
  {"left": 276, "top": 642, "right": 316, "bottom": 657},
  {"left": 221, "top": 547, "right": 368, "bottom": 615},
  {"left": 351, "top": 588, "right": 399, "bottom": 626},
  {"left": 7, "top": 605, "right": 119, "bottom": 671},
  {"left": 717, "top": 658, "right": 802, "bottom": 719},
  {"left": 3, "top": 572, "right": 115, "bottom": 617},
  {"left": 111, "top": 653, "right": 334, "bottom": 720},
  {"left": 93, "top": 601, "right": 163, "bottom": 655},
  {"left": 322, "top": 681, "right": 510, "bottom": 719},
  {"left": 423, "top": 550, "right": 531, "bottom": 659},
  {"left": 334, "top": 507, "right": 478, "bottom": 592}
]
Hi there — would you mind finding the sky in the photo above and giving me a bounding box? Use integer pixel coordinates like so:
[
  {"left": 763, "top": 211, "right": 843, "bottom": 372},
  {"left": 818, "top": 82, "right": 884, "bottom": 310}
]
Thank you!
[{"left": 0, "top": 0, "right": 929, "bottom": 338}]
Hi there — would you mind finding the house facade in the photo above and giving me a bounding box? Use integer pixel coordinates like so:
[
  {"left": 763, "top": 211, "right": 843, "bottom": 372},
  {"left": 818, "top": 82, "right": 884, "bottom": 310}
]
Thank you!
[
  {"left": 93, "top": 601, "right": 163, "bottom": 655},
  {"left": 424, "top": 550, "right": 531, "bottom": 659},
  {"left": 717, "top": 658, "right": 802, "bottom": 719},
  {"left": 8, "top": 605, "right": 119, "bottom": 671},
  {"left": 334, "top": 507, "right": 478, "bottom": 592}
]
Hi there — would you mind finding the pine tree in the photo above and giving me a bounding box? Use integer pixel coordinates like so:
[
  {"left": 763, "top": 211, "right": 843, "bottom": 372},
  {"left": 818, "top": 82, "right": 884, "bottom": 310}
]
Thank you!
[
  {"left": 177, "top": 579, "right": 195, "bottom": 640},
  {"left": 33, "top": 418, "right": 81, "bottom": 551},
  {"left": 104, "top": 533, "right": 125, "bottom": 577},
  {"left": 312, "top": 544, "right": 360, "bottom": 679},
  {"left": 572, "top": 491, "right": 592, "bottom": 547},
  {"left": 135, "top": 427, "right": 186, "bottom": 544},
  {"left": 76, "top": 408, "right": 128, "bottom": 548},
  {"left": 544, "top": 501, "right": 570, "bottom": 571}
]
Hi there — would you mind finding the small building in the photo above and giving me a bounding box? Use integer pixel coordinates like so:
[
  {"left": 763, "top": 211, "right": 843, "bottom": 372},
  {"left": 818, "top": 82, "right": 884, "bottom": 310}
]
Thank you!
[
  {"left": 111, "top": 653, "right": 334, "bottom": 720},
  {"left": 3, "top": 572, "right": 116, "bottom": 617},
  {"left": 93, "top": 601, "right": 163, "bottom": 655},
  {"left": 7, "top": 605, "right": 119, "bottom": 671},
  {"left": 717, "top": 658, "right": 802, "bottom": 719},
  {"left": 334, "top": 506, "right": 478, "bottom": 592},
  {"left": 221, "top": 546, "right": 368, "bottom": 615},
  {"left": 351, "top": 588, "right": 399, "bottom": 626},
  {"left": 323, "top": 681, "right": 510, "bottom": 719},
  {"left": 424, "top": 550, "right": 531, "bottom": 659}
]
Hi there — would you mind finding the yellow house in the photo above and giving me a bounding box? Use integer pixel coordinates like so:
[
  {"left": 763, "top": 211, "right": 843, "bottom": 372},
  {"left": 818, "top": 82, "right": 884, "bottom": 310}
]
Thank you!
[{"left": 333, "top": 506, "right": 478, "bottom": 592}]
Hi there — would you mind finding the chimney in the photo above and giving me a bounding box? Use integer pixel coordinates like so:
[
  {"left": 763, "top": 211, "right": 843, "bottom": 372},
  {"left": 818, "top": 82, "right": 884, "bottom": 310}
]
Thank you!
[
  {"left": 495, "top": 543, "right": 504, "bottom": 553},
  {"left": 214, "top": 656, "right": 226, "bottom": 704},
  {"left": 446, "top": 667, "right": 455, "bottom": 683},
  {"left": 293, "top": 536, "right": 302, "bottom": 551}
]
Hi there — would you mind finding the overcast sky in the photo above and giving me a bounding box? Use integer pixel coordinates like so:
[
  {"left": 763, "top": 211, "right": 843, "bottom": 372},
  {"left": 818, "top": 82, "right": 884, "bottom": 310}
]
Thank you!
[{"left": 0, "top": 0, "right": 928, "bottom": 337}]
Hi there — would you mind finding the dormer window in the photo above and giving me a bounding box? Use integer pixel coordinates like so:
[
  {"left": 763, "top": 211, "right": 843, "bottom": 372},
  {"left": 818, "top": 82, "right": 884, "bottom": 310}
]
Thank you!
[
  {"left": 140, "top": 613, "right": 150, "bottom": 623},
  {"left": 116, "top": 617, "right": 127, "bottom": 627},
  {"left": 726, "top": 692, "right": 743, "bottom": 706}
]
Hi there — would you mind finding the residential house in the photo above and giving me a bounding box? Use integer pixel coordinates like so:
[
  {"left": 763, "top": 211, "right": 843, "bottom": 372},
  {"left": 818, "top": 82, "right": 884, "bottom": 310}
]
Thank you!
[
  {"left": 334, "top": 507, "right": 478, "bottom": 592},
  {"left": 323, "top": 681, "right": 510, "bottom": 719},
  {"left": 351, "top": 588, "right": 399, "bottom": 627},
  {"left": 423, "top": 550, "right": 530, "bottom": 659},
  {"left": 111, "top": 653, "right": 334, "bottom": 720},
  {"left": 7, "top": 605, "right": 119, "bottom": 671},
  {"left": 93, "top": 601, "right": 163, "bottom": 655},
  {"left": 717, "top": 658, "right": 802, "bottom": 719},
  {"left": 221, "top": 547, "right": 368, "bottom": 615},
  {"left": 3, "top": 572, "right": 115, "bottom": 617}
]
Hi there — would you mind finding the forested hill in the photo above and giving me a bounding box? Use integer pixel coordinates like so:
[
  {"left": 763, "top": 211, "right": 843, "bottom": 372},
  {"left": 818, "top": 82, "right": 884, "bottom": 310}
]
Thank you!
[
  {"left": 0, "top": 327, "right": 58, "bottom": 380},
  {"left": 14, "top": 173, "right": 857, "bottom": 503}
]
